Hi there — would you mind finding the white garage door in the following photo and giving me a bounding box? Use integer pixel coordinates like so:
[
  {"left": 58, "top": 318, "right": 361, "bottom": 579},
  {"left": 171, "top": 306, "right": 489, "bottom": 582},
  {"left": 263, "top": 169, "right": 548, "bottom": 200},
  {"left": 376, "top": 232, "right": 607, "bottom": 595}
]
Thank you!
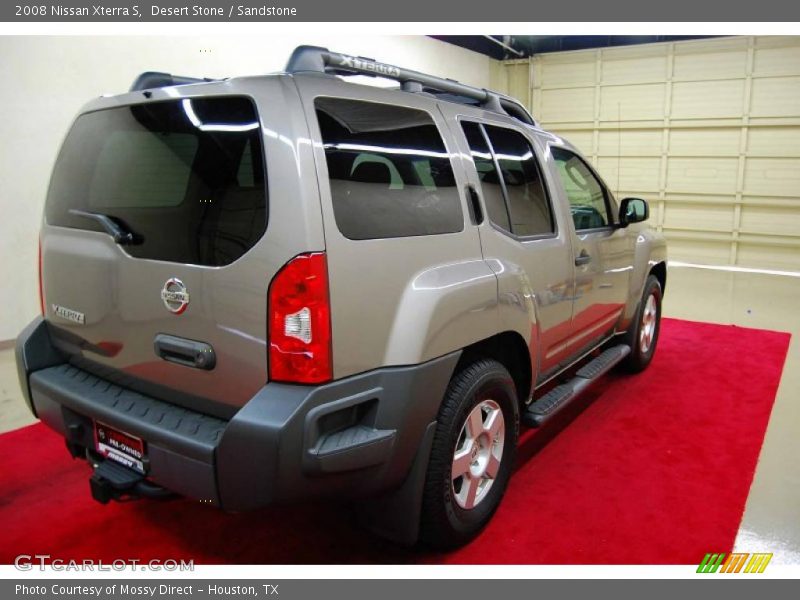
[{"left": 501, "top": 36, "right": 800, "bottom": 272}]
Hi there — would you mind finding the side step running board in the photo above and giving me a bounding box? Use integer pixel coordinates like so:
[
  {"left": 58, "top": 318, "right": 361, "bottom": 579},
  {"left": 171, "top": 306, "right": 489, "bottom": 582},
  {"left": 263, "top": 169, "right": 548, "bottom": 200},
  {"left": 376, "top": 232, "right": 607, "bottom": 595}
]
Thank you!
[{"left": 522, "top": 344, "right": 631, "bottom": 428}]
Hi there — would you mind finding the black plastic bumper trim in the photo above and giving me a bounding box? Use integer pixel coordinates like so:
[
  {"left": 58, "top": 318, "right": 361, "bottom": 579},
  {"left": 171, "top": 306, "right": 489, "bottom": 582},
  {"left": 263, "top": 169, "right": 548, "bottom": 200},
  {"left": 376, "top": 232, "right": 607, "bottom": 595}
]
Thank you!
[
  {"left": 18, "top": 316, "right": 461, "bottom": 512},
  {"left": 29, "top": 364, "right": 226, "bottom": 462}
]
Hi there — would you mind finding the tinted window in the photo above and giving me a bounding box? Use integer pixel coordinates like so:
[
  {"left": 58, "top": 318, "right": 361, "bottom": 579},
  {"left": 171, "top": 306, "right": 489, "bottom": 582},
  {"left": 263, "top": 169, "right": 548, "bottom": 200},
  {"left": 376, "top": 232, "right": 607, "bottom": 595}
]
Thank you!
[
  {"left": 46, "top": 97, "right": 266, "bottom": 266},
  {"left": 483, "top": 125, "right": 554, "bottom": 237},
  {"left": 315, "top": 98, "right": 463, "bottom": 240},
  {"left": 552, "top": 147, "right": 610, "bottom": 230},
  {"left": 461, "top": 122, "right": 510, "bottom": 231}
]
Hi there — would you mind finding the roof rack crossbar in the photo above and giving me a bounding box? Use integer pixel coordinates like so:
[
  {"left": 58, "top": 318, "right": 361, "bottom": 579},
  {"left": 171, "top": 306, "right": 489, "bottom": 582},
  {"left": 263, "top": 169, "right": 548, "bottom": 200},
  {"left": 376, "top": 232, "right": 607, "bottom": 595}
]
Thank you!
[
  {"left": 285, "top": 45, "right": 536, "bottom": 126},
  {"left": 129, "top": 71, "right": 215, "bottom": 92}
]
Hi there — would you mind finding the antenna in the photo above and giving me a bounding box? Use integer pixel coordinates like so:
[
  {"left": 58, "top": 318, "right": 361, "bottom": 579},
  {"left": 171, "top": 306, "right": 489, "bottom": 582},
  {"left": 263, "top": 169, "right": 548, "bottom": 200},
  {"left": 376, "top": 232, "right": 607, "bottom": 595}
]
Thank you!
[{"left": 616, "top": 101, "right": 621, "bottom": 198}]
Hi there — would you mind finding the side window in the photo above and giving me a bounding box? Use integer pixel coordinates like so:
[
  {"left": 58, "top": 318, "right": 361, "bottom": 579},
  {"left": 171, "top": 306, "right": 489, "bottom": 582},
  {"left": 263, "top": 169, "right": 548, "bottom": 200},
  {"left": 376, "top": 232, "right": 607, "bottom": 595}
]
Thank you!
[
  {"left": 461, "top": 122, "right": 510, "bottom": 231},
  {"left": 483, "top": 125, "right": 554, "bottom": 237},
  {"left": 462, "top": 121, "right": 554, "bottom": 237},
  {"left": 552, "top": 147, "right": 611, "bottom": 230},
  {"left": 314, "top": 97, "right": 463, "bottom": 240}
]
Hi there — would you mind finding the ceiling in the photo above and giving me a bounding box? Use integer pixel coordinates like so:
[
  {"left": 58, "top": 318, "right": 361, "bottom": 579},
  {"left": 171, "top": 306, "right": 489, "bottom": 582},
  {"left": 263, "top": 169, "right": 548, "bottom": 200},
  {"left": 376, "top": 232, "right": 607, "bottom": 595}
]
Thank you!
[{"left": 431, "top": 35, "right": 720, "bottom": 60}]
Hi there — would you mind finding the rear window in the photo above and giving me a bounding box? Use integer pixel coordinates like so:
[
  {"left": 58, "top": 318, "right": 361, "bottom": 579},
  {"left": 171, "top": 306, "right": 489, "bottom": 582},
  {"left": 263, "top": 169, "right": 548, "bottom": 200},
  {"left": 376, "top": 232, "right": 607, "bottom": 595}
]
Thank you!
[
  {"left": 315, "top": 97, "right": 463, "bottom": 240},
  {"left": 46, "top": 97, "right": 267, "bottom": 266}
]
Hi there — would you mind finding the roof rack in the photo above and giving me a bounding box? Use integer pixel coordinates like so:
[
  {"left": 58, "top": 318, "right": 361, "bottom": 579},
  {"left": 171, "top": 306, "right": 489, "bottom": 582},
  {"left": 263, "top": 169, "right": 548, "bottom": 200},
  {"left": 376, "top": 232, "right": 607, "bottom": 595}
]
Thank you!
[
  {"left": 285, "top": 45, "right": 537, "bottom": 127},
  {"left": 129, "top": 72, "right": 215, "bottom": 92}
]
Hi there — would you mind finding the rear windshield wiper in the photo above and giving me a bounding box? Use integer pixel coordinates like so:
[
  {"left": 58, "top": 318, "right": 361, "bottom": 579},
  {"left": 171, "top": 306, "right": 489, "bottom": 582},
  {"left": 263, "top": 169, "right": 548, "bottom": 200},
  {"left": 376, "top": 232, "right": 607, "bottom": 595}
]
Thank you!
[{"left": 68, "top": 209, "right": 140, "bottom": 245}]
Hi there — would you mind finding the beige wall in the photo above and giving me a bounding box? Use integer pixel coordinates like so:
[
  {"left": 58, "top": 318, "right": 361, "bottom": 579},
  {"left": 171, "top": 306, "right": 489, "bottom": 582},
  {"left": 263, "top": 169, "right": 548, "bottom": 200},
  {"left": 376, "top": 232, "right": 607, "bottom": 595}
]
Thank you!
[
  {"left": 495, "top": 36, "right": 800, "bottom": 272},
  {"left": 0, "top": 35, "right": 494, "bottom": 342}
]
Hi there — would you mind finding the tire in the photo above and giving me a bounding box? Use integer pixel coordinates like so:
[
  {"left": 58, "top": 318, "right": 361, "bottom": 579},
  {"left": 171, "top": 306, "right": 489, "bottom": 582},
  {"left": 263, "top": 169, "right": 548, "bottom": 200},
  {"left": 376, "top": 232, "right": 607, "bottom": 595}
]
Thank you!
[
  {"left": 622, "top": 274, "right": 663, "bottom": 373},
  {"left": 419, "top": 359, "right": 519, "bottom": 549}
]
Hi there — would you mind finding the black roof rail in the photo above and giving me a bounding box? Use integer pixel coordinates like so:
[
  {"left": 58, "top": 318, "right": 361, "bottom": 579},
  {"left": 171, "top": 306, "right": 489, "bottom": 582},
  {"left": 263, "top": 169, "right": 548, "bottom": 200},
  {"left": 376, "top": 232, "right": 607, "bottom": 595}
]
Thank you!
[
  {"left": 129, "top": 71, "right": 214, "bottom": 92},
  {"left": 285, "top": 45, "right": 537, "bottom": 127}
]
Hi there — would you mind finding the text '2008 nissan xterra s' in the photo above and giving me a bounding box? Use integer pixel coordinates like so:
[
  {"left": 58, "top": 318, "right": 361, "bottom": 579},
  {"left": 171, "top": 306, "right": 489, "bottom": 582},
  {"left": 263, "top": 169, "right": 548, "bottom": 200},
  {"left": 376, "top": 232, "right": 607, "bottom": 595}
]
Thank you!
[{"left": 16, "top": 46, "right": 666, "bottom": 548}]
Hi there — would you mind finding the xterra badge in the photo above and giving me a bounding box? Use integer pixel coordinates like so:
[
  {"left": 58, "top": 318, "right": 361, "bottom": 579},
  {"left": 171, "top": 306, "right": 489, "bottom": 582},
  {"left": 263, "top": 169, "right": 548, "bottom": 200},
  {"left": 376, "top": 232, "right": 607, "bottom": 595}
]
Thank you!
[
  {"left": 51, "top": 304, "right": 85, "bottom": 325},
  {"left": 160, "top": 278, "right": 190, "bottom": 314}
]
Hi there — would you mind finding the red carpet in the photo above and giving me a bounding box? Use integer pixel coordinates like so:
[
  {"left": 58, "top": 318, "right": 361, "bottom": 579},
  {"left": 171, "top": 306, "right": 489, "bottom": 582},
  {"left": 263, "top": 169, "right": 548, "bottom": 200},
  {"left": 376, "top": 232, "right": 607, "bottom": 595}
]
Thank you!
[{"left": 0, "top": 319, "right": 790, "bottom": 564}]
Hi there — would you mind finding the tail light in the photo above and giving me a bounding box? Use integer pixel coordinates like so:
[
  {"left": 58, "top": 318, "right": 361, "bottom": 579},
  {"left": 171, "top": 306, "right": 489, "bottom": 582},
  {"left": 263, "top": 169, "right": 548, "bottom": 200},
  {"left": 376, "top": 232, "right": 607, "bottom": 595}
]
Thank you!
[
  {"left": 268, "top": 252, "right": 332, "bottom": 384},
  {"left": 38, "top": 237, "right": 45, "bottom": 316}
]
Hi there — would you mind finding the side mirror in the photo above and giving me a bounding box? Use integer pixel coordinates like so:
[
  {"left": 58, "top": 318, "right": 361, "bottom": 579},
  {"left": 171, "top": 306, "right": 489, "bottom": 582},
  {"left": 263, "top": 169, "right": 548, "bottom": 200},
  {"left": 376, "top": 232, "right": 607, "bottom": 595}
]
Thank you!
[{"left": 619, "top": 197, "right": 649, "bottom": 226}]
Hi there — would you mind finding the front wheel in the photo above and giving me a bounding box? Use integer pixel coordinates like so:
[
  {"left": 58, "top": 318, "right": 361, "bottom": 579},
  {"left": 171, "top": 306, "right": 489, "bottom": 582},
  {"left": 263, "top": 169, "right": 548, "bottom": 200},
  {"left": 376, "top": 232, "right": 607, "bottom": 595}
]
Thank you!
[
  {"left": 419, "top": 359, "right": 518, "bottom": 549},
  {"left": 622, "top": 274, "right": 663, "bottom": 373}
]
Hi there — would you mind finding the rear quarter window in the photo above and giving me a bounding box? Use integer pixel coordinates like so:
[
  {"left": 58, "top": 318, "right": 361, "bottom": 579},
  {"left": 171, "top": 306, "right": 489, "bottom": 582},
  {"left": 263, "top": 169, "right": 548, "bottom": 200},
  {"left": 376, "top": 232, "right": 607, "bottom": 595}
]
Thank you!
[{"left": 314, "top": 97, "right": 463, "bottom": 240}]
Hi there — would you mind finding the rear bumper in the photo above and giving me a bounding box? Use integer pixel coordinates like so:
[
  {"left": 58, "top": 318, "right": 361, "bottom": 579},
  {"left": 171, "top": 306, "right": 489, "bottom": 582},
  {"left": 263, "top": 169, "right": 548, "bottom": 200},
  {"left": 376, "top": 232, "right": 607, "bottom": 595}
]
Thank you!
[{"left": 16, "top": 317, "right": 459, "bottom": 511}]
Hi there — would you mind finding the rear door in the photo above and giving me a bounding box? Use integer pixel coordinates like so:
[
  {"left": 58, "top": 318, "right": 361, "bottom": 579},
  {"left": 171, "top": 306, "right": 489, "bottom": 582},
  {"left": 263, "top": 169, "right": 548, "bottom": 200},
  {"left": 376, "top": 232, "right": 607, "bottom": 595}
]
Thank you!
[
  {"left": 441, "top": 108, "right": 577, "bottom": 381},
  {"left": 41, "top": 93, "right": 275, "bottom": 414}
]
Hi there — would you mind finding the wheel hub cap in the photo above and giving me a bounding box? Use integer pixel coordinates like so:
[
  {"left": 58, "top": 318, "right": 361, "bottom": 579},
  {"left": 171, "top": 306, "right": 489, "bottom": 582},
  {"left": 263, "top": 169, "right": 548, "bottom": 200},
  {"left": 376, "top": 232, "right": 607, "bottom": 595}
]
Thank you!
[
  {"left": 451, "top": 399, "right": 505, "bottom": 510},
  {"left": 639, "top": 293, "right": 658, "bottom": 354}
]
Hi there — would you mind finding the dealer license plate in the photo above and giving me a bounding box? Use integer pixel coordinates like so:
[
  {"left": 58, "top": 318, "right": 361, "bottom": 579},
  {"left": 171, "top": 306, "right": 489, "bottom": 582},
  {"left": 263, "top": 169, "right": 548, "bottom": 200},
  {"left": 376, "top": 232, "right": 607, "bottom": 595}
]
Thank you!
[{"left": 94, "top": 421, "right": 147, "bottom": 474}]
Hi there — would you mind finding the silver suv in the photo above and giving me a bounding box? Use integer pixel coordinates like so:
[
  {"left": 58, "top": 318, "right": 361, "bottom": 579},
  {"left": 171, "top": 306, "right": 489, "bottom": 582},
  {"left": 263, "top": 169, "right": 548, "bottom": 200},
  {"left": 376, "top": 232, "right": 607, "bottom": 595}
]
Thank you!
[{"left": 16, "top": 46, "right": 666, "bottom": 548}]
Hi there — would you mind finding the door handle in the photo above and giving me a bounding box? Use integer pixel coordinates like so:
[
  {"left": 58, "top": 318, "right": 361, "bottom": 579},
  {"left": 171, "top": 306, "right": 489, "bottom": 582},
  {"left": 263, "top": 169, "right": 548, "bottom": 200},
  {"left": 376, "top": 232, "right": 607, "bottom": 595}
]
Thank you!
[
  {"left": 154, "top": 334, "right": 216, "bottom": 370},
  {"left": 575, "top": 250, "right": 592, "bottom": 266},
  {"left": 466, "top": 184, "right": 484, "bottom": 225}
]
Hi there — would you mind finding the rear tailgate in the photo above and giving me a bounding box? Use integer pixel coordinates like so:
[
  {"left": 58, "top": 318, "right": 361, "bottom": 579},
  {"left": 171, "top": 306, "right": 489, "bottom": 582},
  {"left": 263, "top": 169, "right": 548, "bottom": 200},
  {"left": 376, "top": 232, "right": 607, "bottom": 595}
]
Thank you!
[{"left": 41, "top": 94, "right": 271, "bottom": 413}]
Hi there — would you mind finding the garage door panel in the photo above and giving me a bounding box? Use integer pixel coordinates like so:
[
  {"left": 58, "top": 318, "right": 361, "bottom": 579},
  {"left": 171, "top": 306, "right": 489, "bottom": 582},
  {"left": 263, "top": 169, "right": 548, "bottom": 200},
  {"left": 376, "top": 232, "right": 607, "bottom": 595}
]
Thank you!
[
  {"left": 750, "top": 77, "right": 800, "bottom": 118},
  {"left": 596, "top": 156, "right": 661, "bottom": 193},
  {"left": 743, "top": 157, "right": 800, "bottom": 197},
  {"left": 673, "top": 38, "right": 749, "bottom": 81},
  {"left": 746, "top": 127, "right": 800, "bottom": 157},
  {"left": 663, "top": 202, "right": 735, "bottom": 232},
  {"left": 601, "top": 54, "right": 668, "bottom": 85},
  {"left": 599, "top": 84, "right": 665, "bottom": 121},
  {"left": 671, "top": 80, "right": 745, "bottom": 119},
  {"left": 753, "top": 42, "right": 800, "bottom": 77},
  {"left": 540, "top": 56, "right": 596, "bottom": 88},
  {"left": 740, "top": 204, "right": 800, "bottom": 236},
  {"left": 669, "top": 128, "right": 741, "bottom": 157},
  {"left": 540, "top": 87, "right": 595, "bottom": 123},
  {"left": 528, "top": 36, "right": 800, "bottom": 271},
  {"left": 598, "top": 129, "right": 662, "bottom": 157},
  {"left": 666, "top": 157, "right": 739, "bottom": 194}
]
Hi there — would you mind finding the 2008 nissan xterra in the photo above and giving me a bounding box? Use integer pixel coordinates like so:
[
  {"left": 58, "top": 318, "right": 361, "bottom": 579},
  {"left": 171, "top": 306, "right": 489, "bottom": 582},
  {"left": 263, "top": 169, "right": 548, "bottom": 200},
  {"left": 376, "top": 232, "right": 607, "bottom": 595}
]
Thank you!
[{"left": 16, "top": 46, "right": 666, "bottom": 548}]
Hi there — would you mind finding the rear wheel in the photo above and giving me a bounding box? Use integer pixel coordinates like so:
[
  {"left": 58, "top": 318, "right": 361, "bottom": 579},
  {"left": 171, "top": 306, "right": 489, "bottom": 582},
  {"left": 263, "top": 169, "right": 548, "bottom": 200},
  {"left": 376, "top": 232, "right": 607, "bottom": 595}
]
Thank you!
[
  {"left": 419, "top": 359, "right": 518, "bottom": 549},
  {"left": 622, "top": 274, "right": 662, "bottom": 373}
]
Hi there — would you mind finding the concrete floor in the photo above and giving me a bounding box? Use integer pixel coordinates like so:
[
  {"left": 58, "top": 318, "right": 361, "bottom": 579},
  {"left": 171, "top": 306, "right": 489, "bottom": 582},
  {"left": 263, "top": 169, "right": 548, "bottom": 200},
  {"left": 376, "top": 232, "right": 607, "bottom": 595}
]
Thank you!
[
  {"left": 0, "top": 265, "right": 798, "bottom": 562},
  {"left": 662, "top": 266, "right": 800, "bottom": 565}
]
